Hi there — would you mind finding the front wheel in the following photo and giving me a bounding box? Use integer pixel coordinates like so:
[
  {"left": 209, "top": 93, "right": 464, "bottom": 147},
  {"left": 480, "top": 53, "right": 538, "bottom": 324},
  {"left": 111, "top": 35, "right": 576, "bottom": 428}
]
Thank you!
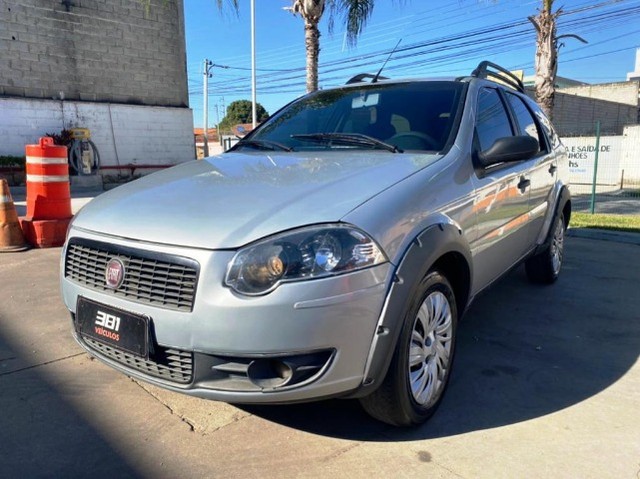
[{"left": 360, "top": 271, "right": 457, "bottom": 426}]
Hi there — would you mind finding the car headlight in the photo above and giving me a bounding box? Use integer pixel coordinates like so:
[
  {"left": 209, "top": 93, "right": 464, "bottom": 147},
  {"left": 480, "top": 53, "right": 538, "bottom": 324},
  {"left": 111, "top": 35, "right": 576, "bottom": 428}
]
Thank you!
[{"left": 225, "top": 224, "right": 387, "bottom": 295}]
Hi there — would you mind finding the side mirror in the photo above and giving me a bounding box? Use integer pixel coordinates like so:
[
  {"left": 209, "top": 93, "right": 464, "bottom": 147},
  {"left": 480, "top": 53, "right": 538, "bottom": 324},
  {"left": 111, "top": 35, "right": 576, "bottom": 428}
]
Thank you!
[{"left": 477, "top": 136, "right": 539, "bottom": 167}]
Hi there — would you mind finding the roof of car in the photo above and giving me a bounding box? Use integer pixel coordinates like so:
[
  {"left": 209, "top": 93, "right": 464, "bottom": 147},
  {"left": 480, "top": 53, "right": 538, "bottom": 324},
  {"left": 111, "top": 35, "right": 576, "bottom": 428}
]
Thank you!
[{"left": 341, "top": 61, "right": 525, "bottom": 94}]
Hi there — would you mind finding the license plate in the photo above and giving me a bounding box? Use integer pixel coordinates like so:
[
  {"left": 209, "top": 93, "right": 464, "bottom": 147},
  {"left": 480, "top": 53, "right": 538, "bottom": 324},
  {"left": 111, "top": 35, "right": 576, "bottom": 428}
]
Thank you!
[{"left": 75, "top": 297, "right": 149, "bottom": 358}]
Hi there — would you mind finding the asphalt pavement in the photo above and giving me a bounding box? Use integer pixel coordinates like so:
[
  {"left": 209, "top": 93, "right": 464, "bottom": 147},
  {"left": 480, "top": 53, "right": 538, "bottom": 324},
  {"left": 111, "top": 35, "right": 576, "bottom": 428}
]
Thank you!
[
  {"left": 3, "top": 182, "right": 640, "bottom": 477},
  {"left": 0, "top": 221, "right": 639, "bottom": 477}
]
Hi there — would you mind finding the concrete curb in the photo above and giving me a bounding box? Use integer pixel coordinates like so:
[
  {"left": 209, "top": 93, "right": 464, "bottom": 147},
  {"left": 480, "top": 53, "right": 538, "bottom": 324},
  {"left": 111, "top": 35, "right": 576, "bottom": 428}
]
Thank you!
[{"left": 567, "top": 227, "right": 640, "bottom": 245}]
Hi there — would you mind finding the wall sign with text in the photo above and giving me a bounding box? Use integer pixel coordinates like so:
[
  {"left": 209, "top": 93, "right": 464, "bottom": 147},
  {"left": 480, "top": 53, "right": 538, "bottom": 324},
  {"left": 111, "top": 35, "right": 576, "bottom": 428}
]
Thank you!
[{"left": 562, "top": 136, "right": 622, "bottom": 185}]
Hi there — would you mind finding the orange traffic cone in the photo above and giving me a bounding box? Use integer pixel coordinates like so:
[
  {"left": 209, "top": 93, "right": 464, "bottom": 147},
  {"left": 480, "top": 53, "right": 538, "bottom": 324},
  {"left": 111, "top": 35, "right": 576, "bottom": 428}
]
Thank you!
[{"left": 0, "top": 178, "right": 29, "bottom": 252}]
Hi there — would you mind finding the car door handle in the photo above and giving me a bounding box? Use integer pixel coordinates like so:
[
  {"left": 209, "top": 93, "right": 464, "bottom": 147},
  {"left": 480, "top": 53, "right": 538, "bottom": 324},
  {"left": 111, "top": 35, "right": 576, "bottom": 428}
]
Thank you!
[
  {"left": 518, "top": 177, "right": 531, "bottom": 193},
  {"left": 548, "top": 164, "right": 557, "bottom": 175}
]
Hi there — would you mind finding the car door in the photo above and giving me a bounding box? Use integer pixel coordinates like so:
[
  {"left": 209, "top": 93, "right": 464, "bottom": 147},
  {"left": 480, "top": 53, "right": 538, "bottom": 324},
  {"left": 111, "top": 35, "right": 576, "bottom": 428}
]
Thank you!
[
  {"left": 503, "top": 92, "right": 557, "bottom": 249},
  {"left": 470, "top": 87, "right": 533, "bottom": 290}
]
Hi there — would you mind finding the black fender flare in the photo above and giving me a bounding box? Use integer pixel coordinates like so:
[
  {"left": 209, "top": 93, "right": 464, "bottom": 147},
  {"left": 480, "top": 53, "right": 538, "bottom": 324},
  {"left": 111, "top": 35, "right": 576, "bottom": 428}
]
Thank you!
[
  {"left": 350, "top": 222, "right": 473, "bottom": 398},
  {"left": 535, "top": 185, "right": 571, "bottom": 255}
]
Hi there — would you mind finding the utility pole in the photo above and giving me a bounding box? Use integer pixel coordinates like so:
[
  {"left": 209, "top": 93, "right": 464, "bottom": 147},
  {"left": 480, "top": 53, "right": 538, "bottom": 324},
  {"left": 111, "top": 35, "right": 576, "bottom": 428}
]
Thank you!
[
  {"left": 202, "top": 59, "right": 213, "bottom": 157},
  {"left": 250, "top": 0, "right": 257, "bottom": 128}
]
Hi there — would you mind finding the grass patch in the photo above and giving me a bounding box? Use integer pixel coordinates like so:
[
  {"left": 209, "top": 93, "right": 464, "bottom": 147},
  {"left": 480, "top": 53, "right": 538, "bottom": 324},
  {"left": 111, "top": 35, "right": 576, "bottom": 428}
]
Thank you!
[{"left": 571, "top": 212, "right": 640, "bottom": 233}]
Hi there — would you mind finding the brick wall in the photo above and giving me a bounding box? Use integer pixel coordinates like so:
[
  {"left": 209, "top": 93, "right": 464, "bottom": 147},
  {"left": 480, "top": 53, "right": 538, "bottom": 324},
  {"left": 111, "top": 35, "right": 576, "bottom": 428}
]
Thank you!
[
  {"left": 559, "top": 81, "right": 639, "bottom": 107},
  {"left": 0, "top": 0, "right": 188, "bottom": 107},
  {"left": 552, "top": 92, "right": 639, "bottom": 136}
]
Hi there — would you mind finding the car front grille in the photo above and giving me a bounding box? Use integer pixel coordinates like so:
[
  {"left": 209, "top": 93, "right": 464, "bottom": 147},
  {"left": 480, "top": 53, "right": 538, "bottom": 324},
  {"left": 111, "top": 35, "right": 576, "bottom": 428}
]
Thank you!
[
  {"left": 65, "top": 238, "right": 199, "bottom": 312},
  {"left": 83, "top": 336, "right": 193, "bottom": 385}
]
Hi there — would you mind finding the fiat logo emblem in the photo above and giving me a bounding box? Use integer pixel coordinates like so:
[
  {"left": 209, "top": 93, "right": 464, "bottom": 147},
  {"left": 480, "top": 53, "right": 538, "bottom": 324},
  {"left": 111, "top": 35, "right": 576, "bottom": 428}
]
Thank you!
[{"left": 105, "top": 258, "right": 125, "bottom": 289}]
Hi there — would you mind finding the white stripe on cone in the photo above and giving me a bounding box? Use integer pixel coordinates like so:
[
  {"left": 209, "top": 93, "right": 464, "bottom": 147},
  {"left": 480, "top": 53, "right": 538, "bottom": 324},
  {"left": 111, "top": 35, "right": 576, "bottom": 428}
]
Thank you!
[
  {"left": 26, "top": 174, "right": 69, "bottom": 183},
  {"left": 26, "top": 156, "right": 68, "bottom": 165}
]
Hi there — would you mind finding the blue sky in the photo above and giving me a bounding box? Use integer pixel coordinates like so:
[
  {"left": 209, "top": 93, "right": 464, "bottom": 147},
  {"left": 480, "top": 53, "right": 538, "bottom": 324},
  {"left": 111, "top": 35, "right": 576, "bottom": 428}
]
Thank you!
[{"left": 184, "top": 0, "right": 640, "bottom": 127}]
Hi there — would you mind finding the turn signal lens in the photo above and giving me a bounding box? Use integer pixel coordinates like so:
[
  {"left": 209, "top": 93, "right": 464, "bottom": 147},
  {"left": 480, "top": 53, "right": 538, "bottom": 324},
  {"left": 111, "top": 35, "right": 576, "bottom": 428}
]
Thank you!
[{"left": 225, "top": 224, "right": 386, "bottom": 295}]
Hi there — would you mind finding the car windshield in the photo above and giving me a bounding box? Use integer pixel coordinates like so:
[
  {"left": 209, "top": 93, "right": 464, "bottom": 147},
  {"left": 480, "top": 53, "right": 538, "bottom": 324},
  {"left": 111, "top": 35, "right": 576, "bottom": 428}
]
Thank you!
[{"left": 237, "top": 82, "right": 465, "bottom": 153}]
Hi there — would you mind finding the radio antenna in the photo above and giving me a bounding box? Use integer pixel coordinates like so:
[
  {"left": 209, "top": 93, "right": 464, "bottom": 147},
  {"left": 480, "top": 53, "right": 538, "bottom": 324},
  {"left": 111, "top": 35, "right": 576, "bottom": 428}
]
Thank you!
[{"left": 372, "top": 39, "right": 402, "bottom": 83}]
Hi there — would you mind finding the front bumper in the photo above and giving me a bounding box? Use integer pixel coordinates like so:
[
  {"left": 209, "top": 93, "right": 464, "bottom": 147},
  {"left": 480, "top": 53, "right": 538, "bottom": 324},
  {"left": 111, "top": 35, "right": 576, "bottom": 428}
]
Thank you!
[{"left": 61, "top": 228, "right": 392, "bottom": 403}]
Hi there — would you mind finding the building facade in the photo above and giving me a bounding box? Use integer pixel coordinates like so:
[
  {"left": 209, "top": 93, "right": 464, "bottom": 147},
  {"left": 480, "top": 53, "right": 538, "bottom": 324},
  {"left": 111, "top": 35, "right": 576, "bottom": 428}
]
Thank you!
[{"left": 0, "top": 0, "right": 194, "bottom": 179}]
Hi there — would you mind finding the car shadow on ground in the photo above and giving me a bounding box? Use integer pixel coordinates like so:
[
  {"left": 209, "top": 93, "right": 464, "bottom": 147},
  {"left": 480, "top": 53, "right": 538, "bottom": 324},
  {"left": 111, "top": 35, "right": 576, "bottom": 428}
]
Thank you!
[
  {"left": 240, "top": 238, "right": 640, "bottom": 441},
  {"left": 0, "top": 332, "right": 142, "bottom": 478}
]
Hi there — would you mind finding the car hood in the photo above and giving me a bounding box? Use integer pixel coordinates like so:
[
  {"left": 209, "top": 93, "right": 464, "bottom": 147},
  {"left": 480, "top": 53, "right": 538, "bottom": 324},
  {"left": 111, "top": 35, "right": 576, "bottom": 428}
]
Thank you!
[{"left": 73, "top": 151, "right": 440, "bottom": 249}]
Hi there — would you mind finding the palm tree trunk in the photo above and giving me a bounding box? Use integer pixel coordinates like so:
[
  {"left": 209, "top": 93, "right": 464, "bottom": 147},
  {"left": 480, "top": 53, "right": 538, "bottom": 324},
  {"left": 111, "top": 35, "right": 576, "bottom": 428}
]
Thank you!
[
  {"left": 305, "top": 17, "right": 321, "bottom": 92},
  {"left": 530, "top": 4, "right": 560, "bottom": 120},
  {"left": 291, "top": 0, "right": 373, "bottom": 93}
]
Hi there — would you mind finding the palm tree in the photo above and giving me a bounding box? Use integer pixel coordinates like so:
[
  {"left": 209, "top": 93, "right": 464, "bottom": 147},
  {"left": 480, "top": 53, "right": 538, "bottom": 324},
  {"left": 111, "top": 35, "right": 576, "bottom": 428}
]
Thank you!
[
  {"left": 215, "top": 0, "right": 239, "bottom": 13},
  {"left": 529, "top": 0, "right": 585, "bottom": 121},
  {"left": 289, "top": 0, "right": 376, "bottom": 93},
  {"left": 529, "top": 0, "right": 560, "bottom": 120},
  {"left": 166, "top": 0, "right": 374, "bottom": 94}
]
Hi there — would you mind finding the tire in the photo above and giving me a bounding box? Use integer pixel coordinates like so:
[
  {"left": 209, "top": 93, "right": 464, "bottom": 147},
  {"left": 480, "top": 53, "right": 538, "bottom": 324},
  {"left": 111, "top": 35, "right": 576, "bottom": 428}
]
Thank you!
[
  {"left": 525, "top": 212, "right": 565, "bottom": 284},
  {"left": 360, "top": 271, "right": 457, "bottom": 426}
]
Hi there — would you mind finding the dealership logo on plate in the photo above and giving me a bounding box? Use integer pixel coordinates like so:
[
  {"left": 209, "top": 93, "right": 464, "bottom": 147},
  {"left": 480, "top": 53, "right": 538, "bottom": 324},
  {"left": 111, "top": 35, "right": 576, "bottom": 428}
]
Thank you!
[{"left": 105, "top": 258, "right": 125, "bottom": 289}]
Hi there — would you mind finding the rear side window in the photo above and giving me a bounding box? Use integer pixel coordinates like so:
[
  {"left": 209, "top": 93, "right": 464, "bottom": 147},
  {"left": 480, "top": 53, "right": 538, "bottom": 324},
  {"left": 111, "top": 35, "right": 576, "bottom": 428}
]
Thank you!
[
  {"left": 505, "top": 92, "right": 548, "bottom": 153},
  {"left": 475, "top": 88, "right": 513, "bottom": 151},
  {"left": 529, "top": 101, "right": 561, "bottom": 149}
]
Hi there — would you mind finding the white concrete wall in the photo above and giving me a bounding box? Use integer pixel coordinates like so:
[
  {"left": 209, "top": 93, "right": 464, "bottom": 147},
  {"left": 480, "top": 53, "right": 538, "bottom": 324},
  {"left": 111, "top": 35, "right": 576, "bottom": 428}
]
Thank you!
[
  {"left": 563, "top": 136, "right": 624, "bottom": 185},
  {"left": 621, "top": 125, "right": 640, "bottom": 185},
  {"left": 562, "top": 129, "right": 640, "bottom": 191},
  {"left": 0, "top": 97, "right": 195, "bottom": 171}
]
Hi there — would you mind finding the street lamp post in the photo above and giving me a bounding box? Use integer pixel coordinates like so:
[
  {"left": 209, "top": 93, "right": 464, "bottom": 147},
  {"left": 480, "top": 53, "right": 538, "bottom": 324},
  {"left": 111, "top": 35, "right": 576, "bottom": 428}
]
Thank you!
[{"left": 202, "top": 59, "right": 213, "bottom": 157}]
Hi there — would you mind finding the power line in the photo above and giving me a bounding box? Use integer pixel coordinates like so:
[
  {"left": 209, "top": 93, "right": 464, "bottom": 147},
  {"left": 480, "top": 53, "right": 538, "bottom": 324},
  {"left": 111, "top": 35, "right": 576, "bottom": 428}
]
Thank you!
[{"left": 189, "top": 0, "right": 640, "bottom": 98}]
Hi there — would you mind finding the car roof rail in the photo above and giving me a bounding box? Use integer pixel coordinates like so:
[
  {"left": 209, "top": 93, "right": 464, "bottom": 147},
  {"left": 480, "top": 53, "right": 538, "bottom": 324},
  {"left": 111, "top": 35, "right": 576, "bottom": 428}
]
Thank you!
[
  {"left": 470, "top": 61, "right": 525, "bottom": 93},
  {"left": 345, "top": 73, "right": 389, "bottom": 85}
]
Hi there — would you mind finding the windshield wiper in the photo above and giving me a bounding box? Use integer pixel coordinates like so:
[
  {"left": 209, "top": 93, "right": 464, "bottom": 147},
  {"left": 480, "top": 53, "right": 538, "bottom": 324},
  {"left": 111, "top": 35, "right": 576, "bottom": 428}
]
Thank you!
[
  {"left": 236, "top": 139, "right": 293, "bottom": 152},
  {"left": 291, "top": 133, "right": 402, "bottom": 153}
]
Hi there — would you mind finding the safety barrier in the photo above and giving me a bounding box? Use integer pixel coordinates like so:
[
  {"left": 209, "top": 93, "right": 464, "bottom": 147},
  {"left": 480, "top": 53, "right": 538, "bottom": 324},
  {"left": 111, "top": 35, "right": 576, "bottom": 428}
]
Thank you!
[{"left": 20, "top": 137, "right": 73, "bottom": 247}]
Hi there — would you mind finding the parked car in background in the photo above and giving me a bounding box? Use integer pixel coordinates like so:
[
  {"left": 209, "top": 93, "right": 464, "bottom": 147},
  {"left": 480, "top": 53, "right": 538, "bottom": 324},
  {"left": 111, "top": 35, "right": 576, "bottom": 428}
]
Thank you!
[{"left": 61, "top": 61, "right": 570, "bottom": 426}]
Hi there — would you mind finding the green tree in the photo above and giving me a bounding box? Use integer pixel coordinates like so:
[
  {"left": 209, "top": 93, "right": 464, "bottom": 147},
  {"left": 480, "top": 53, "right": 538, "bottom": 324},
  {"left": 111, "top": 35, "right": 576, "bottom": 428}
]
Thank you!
[{"left": 220, "top": 100, "right": 269, "bottom": 129}]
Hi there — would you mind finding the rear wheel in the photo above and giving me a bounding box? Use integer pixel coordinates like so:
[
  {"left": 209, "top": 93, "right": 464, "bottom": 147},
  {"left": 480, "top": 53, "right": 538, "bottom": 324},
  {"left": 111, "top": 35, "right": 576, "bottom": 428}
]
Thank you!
[
  {"left": 360, "top": 271, "right": 457, "bottom": 426},
  {"left": 526, "top": 212, "right": 565, "bottom": 284}
]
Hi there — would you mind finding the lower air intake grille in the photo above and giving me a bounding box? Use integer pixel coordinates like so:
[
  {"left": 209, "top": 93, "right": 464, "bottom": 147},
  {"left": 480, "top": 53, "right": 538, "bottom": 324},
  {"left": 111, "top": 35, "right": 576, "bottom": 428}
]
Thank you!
[{"left": 83, "top": 337, "right": 193, "bottom": 385}]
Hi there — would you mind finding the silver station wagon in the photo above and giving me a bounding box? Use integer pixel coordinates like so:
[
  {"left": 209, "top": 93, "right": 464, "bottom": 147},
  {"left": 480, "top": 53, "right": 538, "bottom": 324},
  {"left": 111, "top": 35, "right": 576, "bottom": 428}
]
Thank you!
[{"left": 61, "top": 62, "right": 571, "bottom": 426}]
